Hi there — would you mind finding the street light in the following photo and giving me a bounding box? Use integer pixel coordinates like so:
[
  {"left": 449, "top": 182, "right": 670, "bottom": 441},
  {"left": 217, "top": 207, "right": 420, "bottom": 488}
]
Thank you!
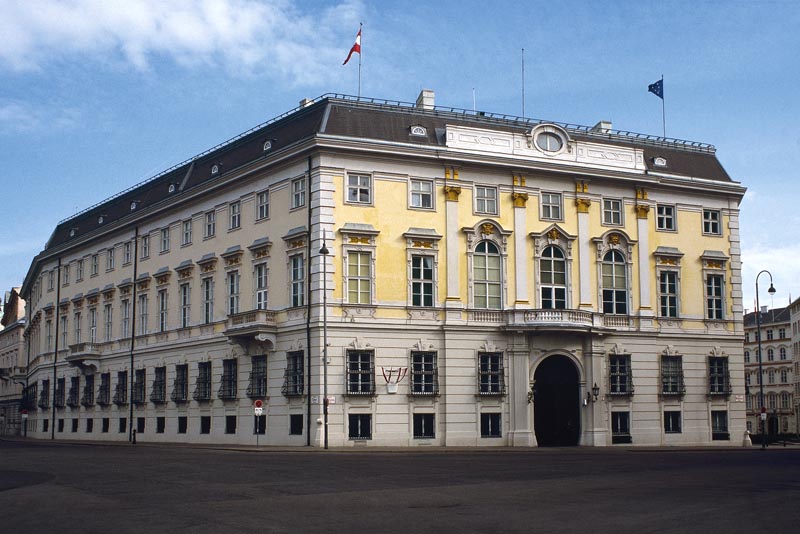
[
  {"left": 755, "top": 270, "right": 776, "bottom": 450},
  {"left": 319, "top": 236, "right": 329, "bottom": 450}
]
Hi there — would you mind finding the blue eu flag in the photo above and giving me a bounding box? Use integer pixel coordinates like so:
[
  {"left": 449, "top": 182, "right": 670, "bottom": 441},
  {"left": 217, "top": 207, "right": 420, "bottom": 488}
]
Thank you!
[{"left": 648, "top": 79, "right": 663, "bottom": 99}]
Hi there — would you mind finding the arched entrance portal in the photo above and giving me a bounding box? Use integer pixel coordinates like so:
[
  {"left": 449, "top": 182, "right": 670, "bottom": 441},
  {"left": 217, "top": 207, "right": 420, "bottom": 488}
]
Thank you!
[{"left": 533, "top": 355, "right": 581, "bottom": 446}]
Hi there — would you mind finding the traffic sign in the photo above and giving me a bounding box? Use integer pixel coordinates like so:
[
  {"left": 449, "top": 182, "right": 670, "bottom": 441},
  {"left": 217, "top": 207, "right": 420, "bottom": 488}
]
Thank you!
[
  {"left": 254, "top": 407, "right": 264, "bottom": 416},
  {"left": 254, "top": 399, "right": 263, "bottom": 409},
  {"left": 760, "top": 412, "right": 767, "bottom": 421},
  {"left": 761, "top": 406, "right": 767, "bottom": 413}
]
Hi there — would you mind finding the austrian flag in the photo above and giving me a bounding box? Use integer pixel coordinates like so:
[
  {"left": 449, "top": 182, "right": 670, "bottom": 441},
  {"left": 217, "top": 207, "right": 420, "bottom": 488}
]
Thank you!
[{"left": 343, "top": 28, "right": 361, "bottom": 65}]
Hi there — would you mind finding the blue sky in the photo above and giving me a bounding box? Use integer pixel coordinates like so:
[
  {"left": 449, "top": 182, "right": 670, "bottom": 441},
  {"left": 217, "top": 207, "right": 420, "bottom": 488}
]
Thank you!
[{"left": 1, "top": 0, "right": 798, "bottom": 311}]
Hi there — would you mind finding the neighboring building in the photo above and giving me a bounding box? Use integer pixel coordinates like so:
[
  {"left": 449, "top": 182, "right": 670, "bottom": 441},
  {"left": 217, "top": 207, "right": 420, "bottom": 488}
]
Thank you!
[
  {"left": 743, "top": 306, "right": 795, "bottom": 436},
  {"left": 20, "top": 91, "right": 746, "bottom": 447},
  {"left": 0, "top": 288, "right": 27, "bottom": 435},
  {"left": 790, "top": 297, "right": 800, "bottom": 435}
]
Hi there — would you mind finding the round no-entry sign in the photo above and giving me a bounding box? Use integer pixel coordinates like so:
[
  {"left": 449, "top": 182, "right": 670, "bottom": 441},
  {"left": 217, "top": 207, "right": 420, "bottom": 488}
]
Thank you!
[{"left": 254, "top": 399, "right": 263, "bottom": 409}]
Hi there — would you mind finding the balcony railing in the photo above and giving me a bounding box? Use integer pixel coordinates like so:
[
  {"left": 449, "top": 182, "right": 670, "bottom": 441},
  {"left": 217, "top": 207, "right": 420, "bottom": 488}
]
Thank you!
[
  {"left": 282, "top": 371, "right": 304, "bottom": 396},
  {"left": 69, "top": 342, "right": 100, "bottom": 356}
]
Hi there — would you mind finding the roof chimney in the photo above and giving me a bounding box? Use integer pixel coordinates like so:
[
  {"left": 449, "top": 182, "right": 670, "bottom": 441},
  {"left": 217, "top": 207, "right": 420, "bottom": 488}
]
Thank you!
[
  {"left": 592, "top": 120, "right": 612, "bottom": 133},
  {"left": 761, "top": 306, "right": 768, "bottom": 313},
  {"left": 416, "top": 89, "right": 435, "bottom": 110},
  {"left": 299, "top": 98, "right": 314, "bottom": 108}
]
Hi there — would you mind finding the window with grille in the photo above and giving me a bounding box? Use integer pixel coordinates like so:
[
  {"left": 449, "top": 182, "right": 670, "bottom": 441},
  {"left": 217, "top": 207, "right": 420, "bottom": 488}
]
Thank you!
[
  {"left": 413, "top": 414, "right": 435, "bottom": 439},
  {"left": 151, "top": 366, "right": 166, "bottom": 403},
  {"left": 97, "top": 373, "right": 110, "bottom": 405},
  {"left": 194, "top": 362, "right": 212, "bottom": 401},
  {"left": 347, "top": 350, "right": 375, "bottom": 395},
  {"left": 661, "top": 356, "right": 685, "bottom": 396},
  {"left": 219, "top": 359, "right": 237, "bottom": 400},
  {"left": 348, "top": 413, "right": 372, "bottom": 440},
  {"left": 247, "top": 356, "right": 267, "bottom": 398},
  {"left": 478, "top": 352, "right": 505, "bottom": 395},
  {"left": 411, "top": 351, "right": 438, "bottom": 395},
  {"left": 708, "top": 357, "right": 731, "bottom": 396},
  {"left": 172, "top": 364, "right": 188, "bottom": 403},
  {"left": 113, "top": 371, "right": 127, "bottom": 405},
  {"left": 282, "top": 351, "right": 304, "bottom": 396},
  {"left": 81, "top": 374, "right": 94, "bottom": 406},
  {"left": 67, "top": 376, "right": 80, "bottom": 407},
  {"left": 480, "top": 413, "right": 502, "bottom": 438},
  {"left": 132, "top": 369, "right": 146, "bottom": 404},
  {"left": 611, "top": 412, "right": 631, "bottom": 444},
  {"left": 609, "top": 355, "right": 633, "bottom": 396}
]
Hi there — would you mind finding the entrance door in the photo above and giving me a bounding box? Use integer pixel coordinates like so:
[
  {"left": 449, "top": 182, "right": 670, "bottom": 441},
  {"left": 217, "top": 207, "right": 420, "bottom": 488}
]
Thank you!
[{"left": 533, "top": 355, "right": 580, "bottom": 446}]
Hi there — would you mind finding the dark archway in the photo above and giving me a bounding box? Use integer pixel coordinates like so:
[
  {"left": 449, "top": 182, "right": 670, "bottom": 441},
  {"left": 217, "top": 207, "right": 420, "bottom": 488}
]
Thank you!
[{"left": 533, "top": 355, "right": 581, "bottom": 446}]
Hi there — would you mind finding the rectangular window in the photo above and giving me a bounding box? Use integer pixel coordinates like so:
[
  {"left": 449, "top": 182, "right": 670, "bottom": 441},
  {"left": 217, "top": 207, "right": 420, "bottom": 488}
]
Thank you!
[
  {"left": 347, "top": 173, "right": 371, "bottom": 204},
  {"left": 123, "top": 242, "right": 131, "bottom": 265},
  {"left": 290, "top": 255, "right": 304, "bottom": 307},
  {"left": 141, "top": 235, "right": 150, "bottom": 259},
  {"left": 118, "top": 418, "right": 127, "bottom": 433},
  {"left": 411, "top": 351, "right": 438, "bottom": 395},
  {"left": 348, "top": 413, "right": 372, "bottom": 440},
  {"left": 67, "top": 376, "right": 79, "bottom": 407},
  {"left": 766, "top": 329, "right": 773, "bottom": 340},
  {"left": 413, "top": 414, "right": 435, "bottom": 439},
  {"left": 282, "top": 351, "right": 304, "bottom": 396},
  {"left": 151, "top": 366, "right": 166, "bottom": 403},
  {"left": 410, "top": 179, "right": 433, "bottom": 209},
  {"left": 178, "top": 416, "right": 188, "bottom": 434},
  {"left": 711, "top": 410, "right": 729, "bottom": 441},
  {"left": 603, "top": 198, "right": 623, "bottom": 225},
  {"left": 708, "top": 357, "right": 730, "bottom": 396},
  {"left": 661, "top": 356, "right": 685, "bottom": 396},
  {"left": 255, "top": 264, "right": 268, "bottom": 310},
  {"left": 609, "top": 355, "right": 633, "bottom": 396},
  {"left": 160, "top": 228, "right": 170, "bottom": 253},
  {"left": 194, "top": 361, "right": 212, "bottom": 401},
  {"left": 88, "top": 308, "right": 97, "bottom": 343},
  {"left": 227, "top": 271, "right": 240, "bottom": 315},
  {"left": 706, "top": 274, "right": 724, "bottom": 320},
  {"left": 180, "top": 283, "right": 191, "bottom": 328},
  {"left": 411, "top": 255, "right": 434, "bottom": 307},
  {"left": 158, "top": 289, "right": 168, "bottom": 332},
  {"left": 656, "top": 204, "right": 676, "bottom": 231},
  {"left": 202, "top": 278, "right": 214, "bottom": 323},
  {"left": 132, "top": 369, "right": 146, "bottom": 405},
  {"left": 219, "top": 358, "right": 237, "bottom": 399},
  {"left": 73, "top": 312, "right": 81, "bottom": 344},
  {"left": 611, "top": 412, "right": 631, "bottom": 444},
  {"left": 107, "top": 248, "right": 115, "bottom": 271},
  {"left": 138, "top": 294, "right": 148, "bottom": 336},
  {"left": 703, "top": 209, "right": 721, "bottom": 235},
  {"left": 253, "top": 189, "right": 270, "bottom": 220},
  {"left": 103, "top": 303, "right": 112, "bottom": 342},
  {"left": 247, "top": 355, "right": 267, "bottom": 398},
  {"left": 204, "top": 211, "right": 216, "bottom": 238},
  {"left": 229, "top": 201, "right": 241, "bottom": 230},
  {"left": 113, "top": 371, "right": 127, "bottom": 405},
  {"left": 541, "top": 192, "right": 562, "bottom": 220},
  {"left": 225, "top": 415, "right": 237, "bottom": 434},
  {"left": 137, "top": 417, "right": 145, "bottom": 434},
  {"left": 289, "top": 414, "right": 303, "bottom": 435},
  {"left": 63, "top": 264, "right": 70, "bottom": 286},
  {"left": 172, "top": 364, "right": 189, "bottom": 403},
  {"left": 480, "top": 413, "right": 502, "bottom": 438},
  {"left": 156, "top": 417, "right": 165, "bottom": 434},
  {"left": 71, "top": 418, "right": 78, "bottom": 432},
  {"left": 182, "top": 220, "right": 192, "bottom": 246},
  {"left": 121, "top": 299, "right": 130, "bottom": 339},
  {"left": 664, "top": 411, "right": 682, "bottom": 433},
  {"left": 45, "top": 320, "right": 52, "bottom": 352},
  {"left": 91, "top": 254, "right": 99, "bottom": 276},
  {"left": 200, "top": 416, "right": 211, "bottom": 434},
  {"left": 60, "top": 315, "right": 68, "bottom": 348},
  {"left": 48, "top": 270, "right": 54, "bottom": 290},
  {"left": 347, "top": 350, "right": 375, "bottom": 395},
  {"left": 102, "top": 418, "right": 109, "bottom": 433},
  {"left": 76, "top": 259, "right": 84, "bottom": 281},
  {"left": 347, "top": 252, "right": 372, "bottom": 304},
  {"left": 475, "top": 186, "right": 498, "bottom": 214},
  {"left": 478, "top": 352, "right": 505, "bottom": 395},
  {"left": 659, "top": 271, "right": 678, "bottom": 318},
  {"left": 98, "top": 373, "right": 110, "bottom": 406},
  {"left": 291, "top": 177, "right": 306, "bottom": 209}
]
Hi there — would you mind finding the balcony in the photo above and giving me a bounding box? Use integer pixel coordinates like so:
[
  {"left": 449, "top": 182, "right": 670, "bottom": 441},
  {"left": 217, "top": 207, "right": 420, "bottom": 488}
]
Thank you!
[
  {"left": 66, "top": 343, "right": 101, "bottom": 372},
  {"left": 502, "top": 309, "right": 637, "bottom": 332},
  {"left": 223, "top": 309, "right": 277, "bottom": 347}
]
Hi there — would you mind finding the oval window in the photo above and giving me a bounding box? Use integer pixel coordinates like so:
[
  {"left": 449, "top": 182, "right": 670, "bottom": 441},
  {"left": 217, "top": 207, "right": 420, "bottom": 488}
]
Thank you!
[{"left": 536, "top": 132, "right": 563, "bottom": 152}]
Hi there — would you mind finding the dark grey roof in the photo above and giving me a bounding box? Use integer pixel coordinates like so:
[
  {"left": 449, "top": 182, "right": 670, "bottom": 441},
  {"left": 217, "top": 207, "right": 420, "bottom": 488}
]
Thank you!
[{"left": 744, "top": 306, "right": 791, "bottom": 327}]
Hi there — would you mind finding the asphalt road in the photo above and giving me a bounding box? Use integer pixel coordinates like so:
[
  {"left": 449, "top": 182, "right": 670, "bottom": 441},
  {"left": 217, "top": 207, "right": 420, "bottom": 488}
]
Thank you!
[{"left": 2, "top": 440, "right": 799, "bottom": 533}]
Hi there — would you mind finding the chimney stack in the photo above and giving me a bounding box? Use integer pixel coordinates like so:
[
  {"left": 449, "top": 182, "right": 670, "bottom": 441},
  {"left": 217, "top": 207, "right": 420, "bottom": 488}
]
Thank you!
[{"left": 416, "top": 89, "right": 435, "bottom": 110}]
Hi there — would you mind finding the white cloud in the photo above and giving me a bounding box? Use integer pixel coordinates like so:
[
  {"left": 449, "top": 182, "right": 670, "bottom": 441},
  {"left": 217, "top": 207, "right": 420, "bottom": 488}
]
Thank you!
[
  {"left": 0, "top": 0, "right": 364, "bottom": 85},
  {"left": 741, "top": 243, "right": 800, "bottom": 312},
  {"left": 0, "top": 100, "right": 81, "bottom": 133}
]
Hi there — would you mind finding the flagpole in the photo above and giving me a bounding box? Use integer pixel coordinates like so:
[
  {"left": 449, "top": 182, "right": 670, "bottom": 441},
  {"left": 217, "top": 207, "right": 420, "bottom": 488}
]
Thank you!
[
  {"left": 357, "top": 22, "right": 362, "bottom": 99},
  {"left": 661, "top": 74, "right": 666, "bottom": 138},
  {"left": 521, "top": 48, "right": 525, "bottom": 118}
]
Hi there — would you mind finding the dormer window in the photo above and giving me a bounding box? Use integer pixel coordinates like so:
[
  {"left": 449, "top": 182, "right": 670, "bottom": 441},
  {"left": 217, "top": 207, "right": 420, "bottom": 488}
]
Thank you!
[
  {"left": 70, "top": 228, "right": 77, "bottom": 237},
  {"left": 263, "top": 140, "right": 273, "bottom": 151},
  {"left": 130, "top": 201, "right": 138, "bottom": 211},
  {"left": 410, "top": 125, "right": 427, "bottom": 137},
  {"left": 536, "top": 132, "right": 563, "bottom": 152},
  {"left": 653, "top": 157, "right": 667, "bottom": 167},
  {"left": 168, "top": 184, "right": 176, "bottom": 193},
  {"left": 98, "top": 215, "right": 105, "bottom": 224},
  {"left": 211, "top": 164, "right": 220, "bottom": 175},
  {"left": 529, "top": 124, "right": 569, "bottom": 155}
]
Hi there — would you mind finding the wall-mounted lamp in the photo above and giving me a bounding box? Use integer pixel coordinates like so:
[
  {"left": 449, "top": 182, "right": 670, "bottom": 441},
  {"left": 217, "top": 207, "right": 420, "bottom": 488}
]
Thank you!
[{"left": 586, "top": 383, "right": 600, "bottom": 403}]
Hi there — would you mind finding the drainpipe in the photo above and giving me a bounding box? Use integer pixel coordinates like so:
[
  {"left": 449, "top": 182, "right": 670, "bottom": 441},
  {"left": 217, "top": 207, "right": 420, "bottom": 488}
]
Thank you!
[
  {"left": 305, "top": 156, "right": 313, "bottom": 446},
  {"left": 51, "top": 257, "right": 62, "bottom": 440},
  {"left": 128, "top": 227, "right": 139, "bottom": 443}
]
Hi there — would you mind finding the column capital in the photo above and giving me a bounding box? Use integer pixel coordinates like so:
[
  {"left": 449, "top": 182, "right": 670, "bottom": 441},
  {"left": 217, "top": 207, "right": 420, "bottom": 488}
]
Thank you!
[
  {"left": 512, "top": 192, "right": 529, "bottom": 208},
  {"left": 575, "top": 198, "right": 592, "bottom": 213},
  {"left": 444, "top": 185, "right": 461, "bottom": 201},
  {"left": 635, "top": 204, "right": 650, "bottom": 219}
]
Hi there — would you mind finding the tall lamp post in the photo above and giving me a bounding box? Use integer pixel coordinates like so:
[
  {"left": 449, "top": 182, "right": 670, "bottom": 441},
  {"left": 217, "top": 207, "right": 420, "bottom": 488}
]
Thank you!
[
  {"left": 320, "top": 236, "right": 329, "bottom": 450},
  {"left": 755, "top": 270, "right": 776, "bottom": 450}
]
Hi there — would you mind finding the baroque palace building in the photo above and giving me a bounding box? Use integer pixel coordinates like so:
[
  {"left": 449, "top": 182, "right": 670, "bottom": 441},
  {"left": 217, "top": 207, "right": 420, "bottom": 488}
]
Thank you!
[
  {"left": 20, "top": 90, "right": 746, "bottom": 447},
  {"left": 743, "top": 306, "right": 795, "bottom": 436}
]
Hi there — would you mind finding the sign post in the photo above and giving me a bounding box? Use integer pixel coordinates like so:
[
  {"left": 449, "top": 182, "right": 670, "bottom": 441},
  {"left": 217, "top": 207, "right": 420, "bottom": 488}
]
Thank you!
[{"left": 254, "top": 400, "right": 264, "bottom": 447}]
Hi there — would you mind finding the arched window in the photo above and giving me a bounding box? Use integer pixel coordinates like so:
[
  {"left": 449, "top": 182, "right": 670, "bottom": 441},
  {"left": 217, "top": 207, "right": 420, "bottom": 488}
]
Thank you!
[
  {"left": 768, "top": 348, "right": 774, "bottom": 361},
  {"left": 768, "top": 393, "right": 776, "bottom": 409},
  {"left": 602, "top": 250, "right": 627, "bottom": 314},
  {"left": 473, "top": 241, "right": 501, "bottom": 309},
  {"left": 540, "top": 245, "right": 566, "bottom": 309},
  {"left": 782, "top": 393, "right": 791, "bottom": 409},
  {"left": 781, "top": 369, "right": 788, "bottom": 383},
  {"left": 744, "top": 351, "right": 750, "bottom": 363},
  {"left": 768, "top": 370, "right": 775, "bottom": 384},
  {"left": 780, "top": 347, "right": 787, "bottom": 360}
]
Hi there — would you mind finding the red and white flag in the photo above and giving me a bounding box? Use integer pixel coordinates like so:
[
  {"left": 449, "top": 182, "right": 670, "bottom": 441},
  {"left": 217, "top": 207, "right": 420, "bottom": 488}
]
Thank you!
[{"left": 343, "top": 28, "right": 361, "bottom": 65}]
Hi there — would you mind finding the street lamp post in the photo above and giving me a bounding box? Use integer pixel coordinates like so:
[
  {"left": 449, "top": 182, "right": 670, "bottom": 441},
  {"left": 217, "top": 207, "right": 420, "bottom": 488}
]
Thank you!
[
  {"left": 320, "top": 237, "right": 329, "bottom": 450},
  {"left": 755, "top": 270, "right": 776, "bottom": 450}
]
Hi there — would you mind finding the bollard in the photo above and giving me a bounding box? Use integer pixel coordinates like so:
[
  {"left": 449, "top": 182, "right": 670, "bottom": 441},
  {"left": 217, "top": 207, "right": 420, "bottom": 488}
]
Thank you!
[
  {"left": 132, "top": 429, "right": 137, "bottom": 445},
  {"left": 743, "top": 430, "right": 752, "bottom": 448}
]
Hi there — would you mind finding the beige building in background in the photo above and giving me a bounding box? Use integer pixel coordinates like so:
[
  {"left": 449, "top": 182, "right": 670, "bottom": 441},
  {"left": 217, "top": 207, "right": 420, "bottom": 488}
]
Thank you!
[
  {"left": 1, "top": 288, "right": 27, "bottom": 435},
  {"left": 20, "top": 91, "right": 746, "bottom": 447},
  {"left": 790, "top": 298, "right": 800, "bottom": 434}
]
